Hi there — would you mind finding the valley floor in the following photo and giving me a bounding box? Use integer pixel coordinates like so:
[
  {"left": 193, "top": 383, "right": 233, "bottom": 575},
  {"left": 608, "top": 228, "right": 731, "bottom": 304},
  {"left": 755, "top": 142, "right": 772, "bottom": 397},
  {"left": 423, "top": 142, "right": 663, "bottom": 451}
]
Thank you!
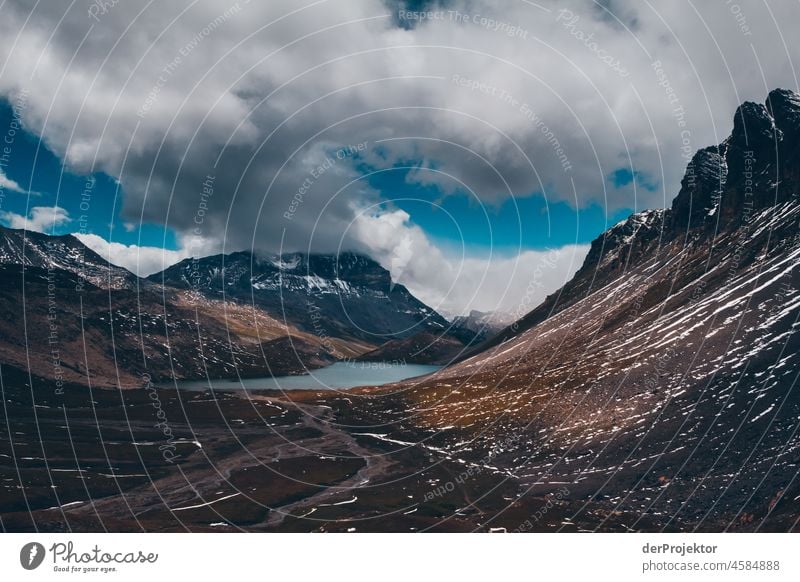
[{"left": 1, "top": 372, "right": 795, "bottom": 533}]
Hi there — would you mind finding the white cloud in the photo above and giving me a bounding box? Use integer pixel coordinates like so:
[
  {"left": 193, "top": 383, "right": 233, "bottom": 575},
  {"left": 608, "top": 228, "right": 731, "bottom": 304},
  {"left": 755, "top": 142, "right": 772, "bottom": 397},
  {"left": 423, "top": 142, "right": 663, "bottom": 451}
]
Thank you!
[
  {"left": 351, "top": 208, "right": 588, "bottom": 316},
  {"left": 0, "top": 168, "right": 25, "bottom": 194},
  {"left": 74, "top": 232, "right": 219, "bottom": 277},
  {"left": 1, "top": 205, "right": 71, "bottom": 233}
]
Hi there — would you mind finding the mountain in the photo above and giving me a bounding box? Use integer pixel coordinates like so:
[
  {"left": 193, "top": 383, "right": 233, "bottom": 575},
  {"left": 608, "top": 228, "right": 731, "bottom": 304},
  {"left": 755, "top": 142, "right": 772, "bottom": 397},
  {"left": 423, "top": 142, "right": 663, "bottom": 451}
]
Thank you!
[
  {"left": 478, "top": 89, "right": 800, "bottom": 349},
  {"left": 0, "top": 259, "right": 360, "bottom": 387},
  {"left": 0, "top": 226, "right": 137, "bottom": 289},
  {"left": 357, "top": 330, "right": 465, "bottom": 365},
  {"left": 148, "top": 250, "right": 451, "bottom": 344},
  {"left": 0, "top": 230, "right": 364, "bottom": 386},
  {"left": 0, "top": 230, "right": 456, "bottom": 386},
  {"left": 449, "top": 309, "right": 511, "bottom": 345},
  {"left": 359, "top": 89, "right": 800, "bottom": 531}
]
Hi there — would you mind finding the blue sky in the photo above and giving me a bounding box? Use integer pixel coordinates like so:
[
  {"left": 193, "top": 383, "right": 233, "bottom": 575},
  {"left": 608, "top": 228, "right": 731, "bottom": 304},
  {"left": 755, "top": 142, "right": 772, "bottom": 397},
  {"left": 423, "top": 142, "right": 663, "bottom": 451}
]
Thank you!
[{"left": 364, "top": 167, "right": 632, "bottom": 252}]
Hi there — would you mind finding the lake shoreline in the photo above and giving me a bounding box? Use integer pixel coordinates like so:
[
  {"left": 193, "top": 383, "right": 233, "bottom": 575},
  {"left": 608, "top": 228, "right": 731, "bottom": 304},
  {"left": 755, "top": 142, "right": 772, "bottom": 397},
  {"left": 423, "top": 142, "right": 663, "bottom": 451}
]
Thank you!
[{"left": 166, "top": 361, "right": 443, "bottom": 393}]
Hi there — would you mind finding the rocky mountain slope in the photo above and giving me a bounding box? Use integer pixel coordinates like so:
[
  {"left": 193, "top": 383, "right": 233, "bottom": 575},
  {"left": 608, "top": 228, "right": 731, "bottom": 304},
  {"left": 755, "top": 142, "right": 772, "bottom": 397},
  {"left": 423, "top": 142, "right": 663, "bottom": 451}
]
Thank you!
[
  {"left": 148, "top": 250, "right": 451, "bottom": 344},
  {"left": 0, "top": 261, "right": 357, "bottom": 387},
  {"left": 449, "top": 309, "right": 511, "bottom": 345},
  {"left": 350, "top": 89, "right": 800, "bottom": 532},
  {"left": 0, "top": 229, "right": 456, "bottom": 386},
  {"left": 357, "top": 330, "right": 466, "bottom": 365}
]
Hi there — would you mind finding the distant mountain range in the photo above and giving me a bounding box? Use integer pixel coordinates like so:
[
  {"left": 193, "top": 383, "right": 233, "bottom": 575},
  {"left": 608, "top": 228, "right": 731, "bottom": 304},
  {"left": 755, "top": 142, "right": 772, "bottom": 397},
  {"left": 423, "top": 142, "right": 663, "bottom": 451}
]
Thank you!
[{"left": 450, "top": 309, "right": 511, "bottom": 343}]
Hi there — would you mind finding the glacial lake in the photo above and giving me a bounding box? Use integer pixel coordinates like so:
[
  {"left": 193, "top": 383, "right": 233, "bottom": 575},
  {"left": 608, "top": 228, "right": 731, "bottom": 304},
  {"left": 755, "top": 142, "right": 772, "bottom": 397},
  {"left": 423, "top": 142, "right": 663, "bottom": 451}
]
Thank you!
[{"left": 172, "top": 362, "right": 442, "bottom": 392}]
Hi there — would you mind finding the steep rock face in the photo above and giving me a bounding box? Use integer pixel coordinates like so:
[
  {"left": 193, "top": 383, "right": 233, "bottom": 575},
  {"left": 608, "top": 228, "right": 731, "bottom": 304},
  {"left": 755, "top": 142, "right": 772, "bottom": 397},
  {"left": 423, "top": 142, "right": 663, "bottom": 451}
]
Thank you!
[
  {"left": 731, "top": 101, "right": 780, "bottom": 148},
  {"left": 767, "top": 88, "right": 800, "bottom": 192},
  {"left": 149, "top": 250, "right": 451, "bottom": 343},
  {"left": 669, "top": 146, "right": 727, "bottom": 232},
  {"left": 721, "top": 91, "right": 800, "bottom": 221},
  {"left": 766, "top": 88, "right": 800, "bottom": 140},
  {"left": 587, "top": 209, "right": 667, "bottom": 274}
]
